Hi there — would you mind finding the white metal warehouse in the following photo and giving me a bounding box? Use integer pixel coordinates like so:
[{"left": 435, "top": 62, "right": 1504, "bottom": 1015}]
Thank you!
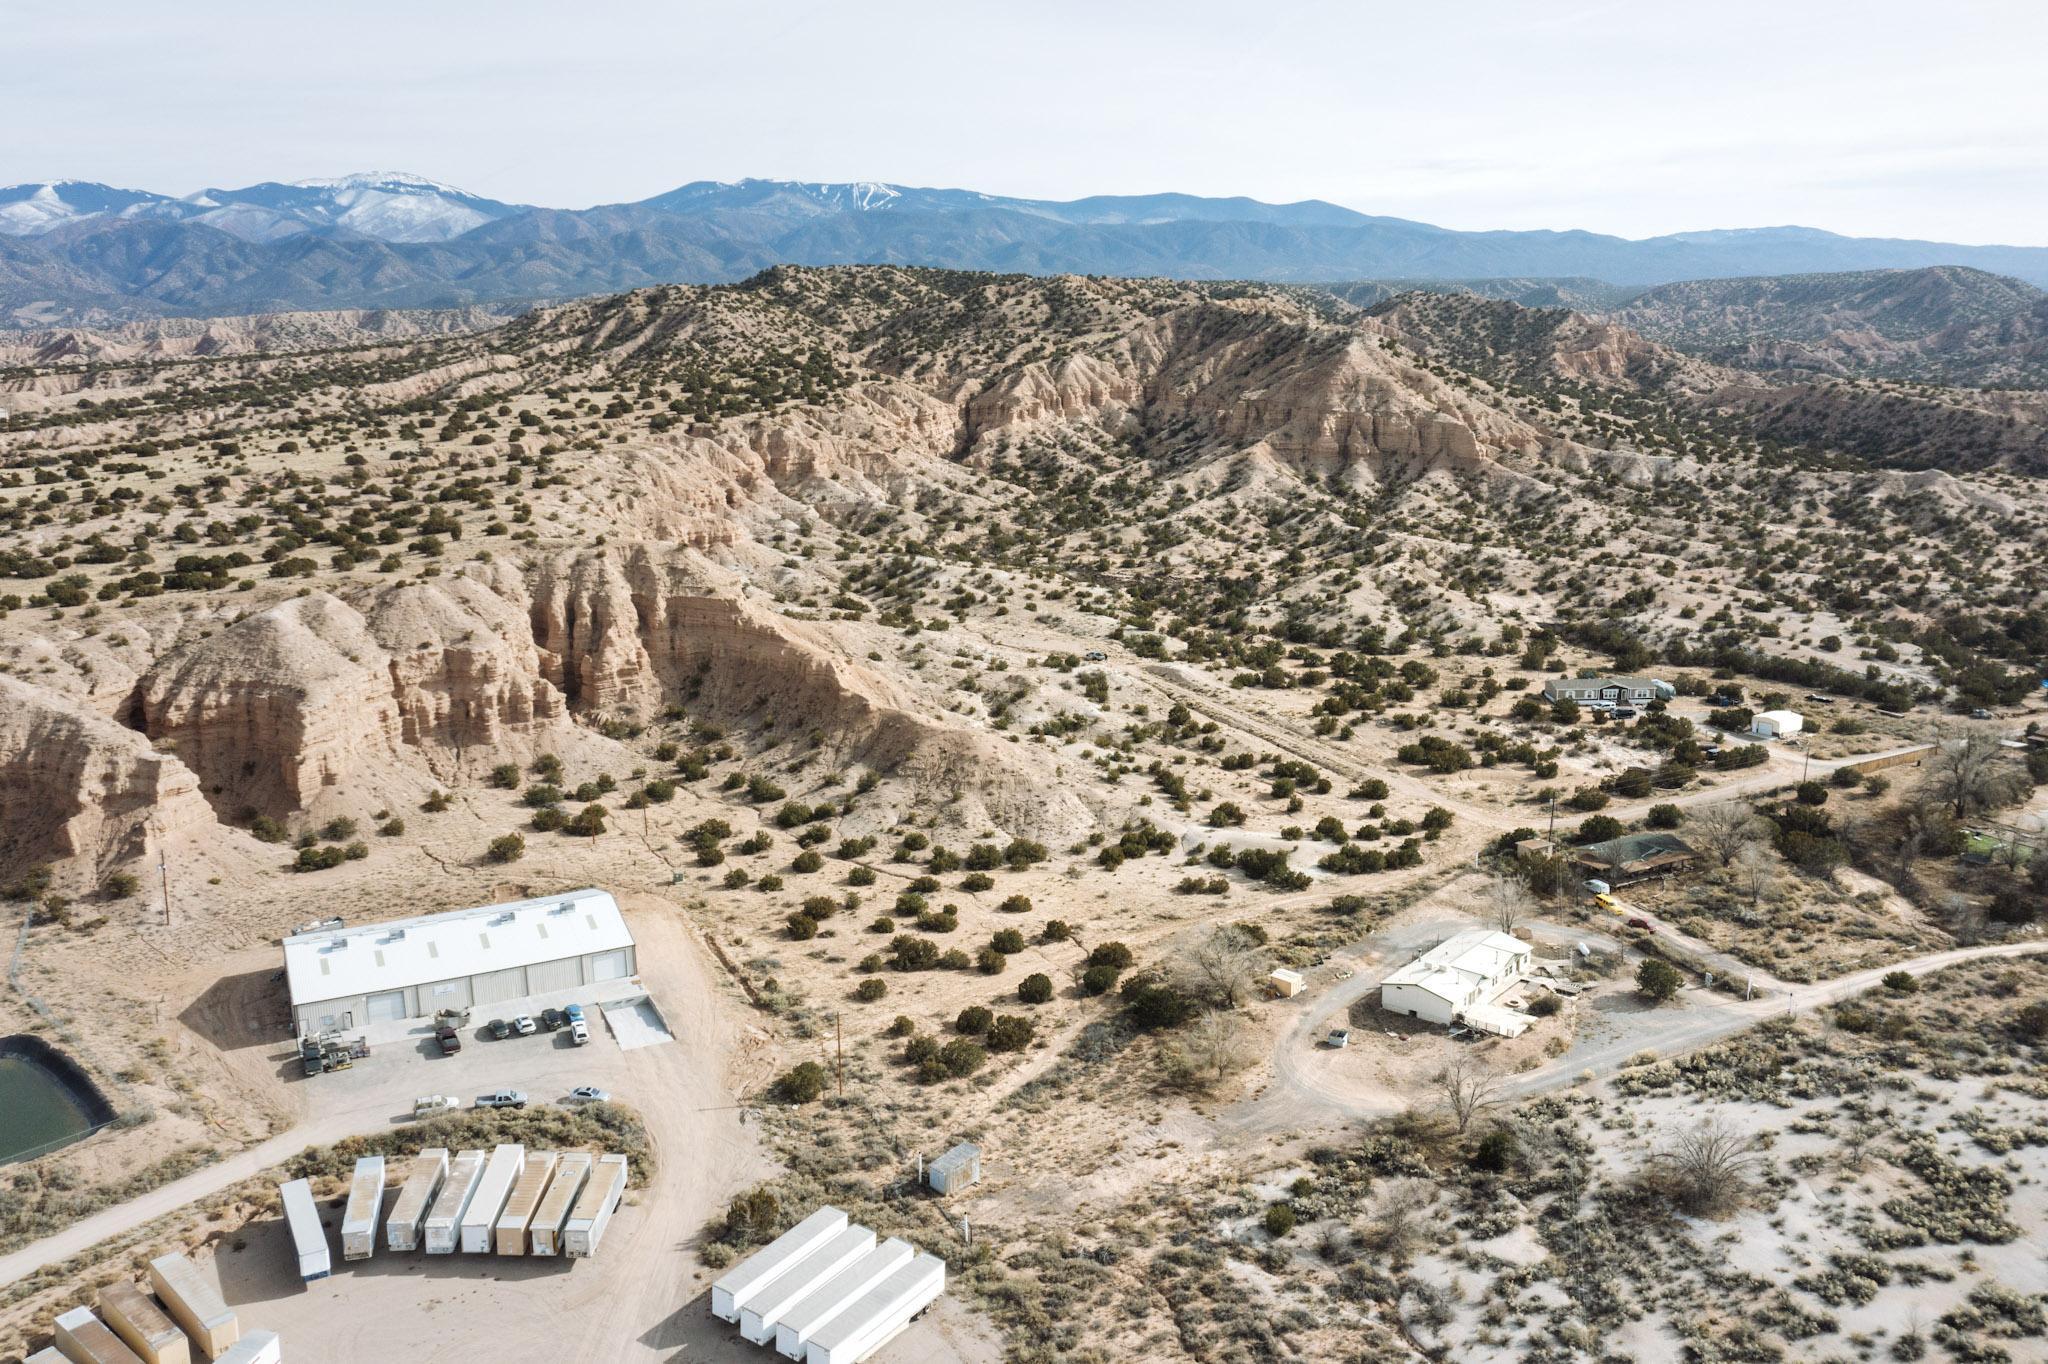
[{"left": 282, "top": 888, "right": 635, "bottom": 1033}]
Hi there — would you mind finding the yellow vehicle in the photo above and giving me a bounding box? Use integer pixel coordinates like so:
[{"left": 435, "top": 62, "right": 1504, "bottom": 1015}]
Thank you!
[{"left": 1593, "top": 893, "right": 1616, "bottom": 911}]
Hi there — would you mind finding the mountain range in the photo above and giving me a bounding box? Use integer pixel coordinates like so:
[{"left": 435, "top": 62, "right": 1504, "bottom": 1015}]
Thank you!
[{"left": 6, "top": 172, "right": 2048, "bottom": 326}]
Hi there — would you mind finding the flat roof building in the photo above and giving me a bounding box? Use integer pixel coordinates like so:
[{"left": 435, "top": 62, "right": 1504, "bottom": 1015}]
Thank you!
[
  {"left": 1381, "top": 929, "right": 1531, "bottom": 1028},
  {"left": 282, "top": 888, "right": 634, "bottom": 1034},
  {"left": 1542, "top": 676, "right": 1674, "bottom": 705}
]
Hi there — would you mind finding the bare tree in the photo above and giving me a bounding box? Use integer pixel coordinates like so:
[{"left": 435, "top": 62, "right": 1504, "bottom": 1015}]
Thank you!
[
  {"left": 1162, "top": 1009, "right": 1251, "bottom": 1090},
  {"left": 1732, "top": 842, "right": 1777, "bottom": 911},
  {"left": 1354, "top": 1180, "right": 1434, "bottom": 1268},
  {"left": 1180, "top": 925, "right": 1264, "bottom": 1009},
  {"left": 1482, "top": 874, "right": 1533, "bottom": 936},
  {"left": 1920, "top": 733, "right": 2030, "bottom": 822},
  {"left": 1686, "top": 801, "right": 1771, "bottom": 867},
  {"left": 1639, "top": 1119, "right": 1764, "bottom": 1218},
  {"left": 1433, "top": 1057, "right": 1503, "bottom": 1135}
]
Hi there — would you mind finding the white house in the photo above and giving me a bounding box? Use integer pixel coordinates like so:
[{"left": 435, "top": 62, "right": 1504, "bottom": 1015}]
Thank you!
[
  {"left": 1750, "top": 710, "right": 1804, "bottom": 739},
  {"left": 282, "top": 888, "right": 635, "bottom": 1034},
  {"left": 1380, "top": 929, "right": 1531, "bottom": 1028}
]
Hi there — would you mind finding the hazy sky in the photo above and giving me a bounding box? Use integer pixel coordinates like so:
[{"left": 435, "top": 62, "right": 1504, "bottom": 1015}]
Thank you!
[{"left": 11, "top": 0, "right": 2047, "bottom": 243}]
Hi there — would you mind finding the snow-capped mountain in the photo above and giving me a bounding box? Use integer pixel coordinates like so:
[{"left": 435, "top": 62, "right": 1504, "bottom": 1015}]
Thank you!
[{"left": 0, "top": 173, "right": 527, "bottom": 243}]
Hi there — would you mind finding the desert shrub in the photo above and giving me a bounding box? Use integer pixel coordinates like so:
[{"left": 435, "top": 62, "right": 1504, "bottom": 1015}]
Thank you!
[
  {"left": 998, "top": 894, "right": 1033, "bottom": 914},
  {"left": 853, "top": 979, "right": 887, "bottom": 1003},
  {"left": 991, "top": 929, "right": 1025, "bottom": 954},
  {"left": 986, "top": 1015, "right": 1035, "bottom": 1052},
  {"left": 1081, "top": 964, "right": 1119, "bottom": 996},
  {"left": 786, "top": 913, "right": 818, "bottom": 941},
  {"left": 976, "top": 947, "right": 1006, "bottom": 975},
  {"left": 1637, "top": 958, "right": 1683, "bottom": 1002},
  {"left": 1263, "top": 1204, "right": 1296, "bottom": 1237},
  {"left": 1018, "top": 973, "right": 1053, "bottom": 1004},
  {"left": 956, "top": 1006, "right": 994, "bottom": 1035},
  {"left": 1883, "top": 970, "right": 1919, "bottom": 995},
  {"left": 486, "top": 833, "right": 526, "bottom": 863},
  {"left": 775, "top": 1062, "right": 828, "bottom": 1103},
  {"left": 1041, "top": 919, "right": 1072, "bottom": 942},
  {"left": 889, "top": 935, "right": 939, "bottom": 971}
]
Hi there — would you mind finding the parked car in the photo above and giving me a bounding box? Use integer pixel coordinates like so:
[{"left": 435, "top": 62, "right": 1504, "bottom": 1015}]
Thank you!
[
  {"left": 1805, "top": 693, "right": 1836, "bottom": 705},
  {"left": 436, "top": 1025, "right": 462, "bottom": 1055},
  {"left": 1626, "top": 917, "right": 1652, "bottom": 931},
  {"left": 434, "top": 1006, "right": 470, "bottom": 1027},
  {"left": 487, "top": 1018, "right": 512, "bottom": 1041},
  {"left": 1970, "top": 708, "right": 1994, "bottom": 720},
  {"left": 540, "top": 1008, "right": 567, "bottom": 1032},
  {"left": 564, "top": 1003, "right": 585, "bottom": 1025},
  {"left": 1593, "top": 893, "right": 1616, "bottom": 911},
  {"left": 475, "top": 1089, "right": 528, "bottom": 1110},
  {"left": 1612, "top": 706, "right": 1637, "bottom": 719},
  {"left": 567, "top": 1086, "right": 611, "bottom": 1104},
  {"left": 569, "top": 1019, "right": 591, "bottom": 1046},
  {"left": 414, "top": 1095, "right": 460, "bottom": 1117},
  {"left": 1083, "top": 650, "right": 1106, "bottom": 661},
  {"left": 512, "top": 1015, "right": 537, "bottom": 1036}
]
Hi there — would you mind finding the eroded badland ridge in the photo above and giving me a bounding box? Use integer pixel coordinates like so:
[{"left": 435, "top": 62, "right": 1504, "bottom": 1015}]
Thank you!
[{"left": 1, "top": 265, "right": 2046, "bottom": 1363}]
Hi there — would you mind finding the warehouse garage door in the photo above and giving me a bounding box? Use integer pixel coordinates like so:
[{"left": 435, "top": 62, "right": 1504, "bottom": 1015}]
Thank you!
[
  {"left": 526, "top": 957, "right": 582, "bottom": 994},
  {"left": 366, "top": 990, "right": 409, "bottom": 1024},
  {"left": 589, "top": 949, "right": 631, "bottom": 982},
  {"left": 470, "top": 966, "right": 528, "bottom": 1004}
]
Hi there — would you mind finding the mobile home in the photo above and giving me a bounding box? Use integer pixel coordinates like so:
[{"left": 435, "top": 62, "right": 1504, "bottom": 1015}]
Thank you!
[
  {"left": 52, "top": 1306, "right": 145, "bottom": 1364},
  {"left": 422, "top": 1148, "right": 487, "bottom": 1254},
  {"left": 339, "top": 1155, "right": 385, "bottom": 1261},
  {"left": 803, "top": 1253, "right": 947, "bottom": 1364},
  {"left": 213, "top": 1334, "right": 281, "bottom": 1364},
  {"left": 278, "top": 1178, "right": 331, "bottom": 1282},
  {"left": 774, "top": 1238, "right": 916, "bottom": 1360},
  {"left": 147, "top": 1254, "right": 239, "bottom": 1360},
  {"left": 527, "top": 1153, "right": 590, "bottom": 1256},
  {"left": 97, "top": 1282, "right": 189, "bottom": 1364},
  {"left": 713, "top": 1206, "right": 849, "bottom": 1322},
  {"left": 459, "top": 1145, "right": 527, "bottom": 1253},
  {"left": 562, "top": 1153, "right": 628, "bottom": 1258},
  {"left": 493, "top": 1151, "right": 559, "bottom": 1254},
  {"left": 384, "top": 1148, "right": 448, "bottom": 1252},
  {"left": 740, "top": 1224, "right": 877, "bottom": 1344}
]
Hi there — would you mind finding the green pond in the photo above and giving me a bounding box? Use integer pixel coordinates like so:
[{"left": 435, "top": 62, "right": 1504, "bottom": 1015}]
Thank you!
[{"left": 0, "top": 1054, "right": 99, "bottom": 1163}]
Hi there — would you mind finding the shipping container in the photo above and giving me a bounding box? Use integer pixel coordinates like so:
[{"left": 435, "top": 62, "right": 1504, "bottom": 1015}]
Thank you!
[
  {"left": 277, "top": 1179, "right": 330, "bottom": 1282},
  {"left": 774, "top": 1239, "right": 915, "bottom": 1361},
  {"left": 212, "top": 1334, "right": 280, "bottom": 1364},
  {"left": 712, "top": 1206, "right": 848, "bottom": 1322},
  {"left": 740, "top": 1225, "right": 875, "bottom": 1345},
  {"left": 493, "top": 1151, "right": 559, "bottom": 1254},
  {"left": 527, "top": 1153, "right": 591, "bottom": 1256},
  {"left": 147, "top": 1254, "right": 239, "bottom": 1360},
  {"left": 459, "top": 1144, "right": 527, "bottom": 1253},
  {"left": 339, "top": 1155, "right": 385, "bottom": 1261},
  {"left": 562, "top": 1153, "right": 627, "bottom": 1258},
  {"left": 53, "top": 1306, "right": 145, "bottom": 1364},
  {"left": 97, "top": 1281, "right": 190, "bottom": 1364},
  {"left": 383, "top": 1148, "right": 448, "bottom": 1252},
  {"left": 421, "top": 1148, "right": 488, "bottom": 1254},
  {"left": 803, "top": 1252, "right": 945, "bottom": 1364},
  {"left": 28, "top": 1348, "right": 69, "bottom": 1364}
]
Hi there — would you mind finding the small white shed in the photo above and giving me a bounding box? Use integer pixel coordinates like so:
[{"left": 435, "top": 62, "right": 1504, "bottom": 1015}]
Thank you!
[
  {"left": 1751, "top": 710, "right": 1804, "bottom": 738},
  {"left": 1266, "top": 968, "right": 1304, "bottom": 999}
]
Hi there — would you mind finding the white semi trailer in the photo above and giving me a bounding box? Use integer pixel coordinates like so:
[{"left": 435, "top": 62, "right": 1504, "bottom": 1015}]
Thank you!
[
  {"left": 740, "top": 1225, "right": 876, "bottom": 1345},
  {"left": 339, "top": 1155, "right": 385, "bottom": 1261},
  {"left": 422, "top": 1148, "right": 487, "bottom": 1254},
  {"left": 562, "top": 1153, "right": 627, "bottom": 1258},
  {"left": 384, "top": 1148, "right": 448, "bottom": 1252},
  {"left": 711, "top": 1206, "right": 848, "bottom": 1322},
  {"left": 459, "top": 1145, "right": 527, "bottom": 1254},
  {"left": 773, "top": 1238, "right": 915, "bottom": 1361},
  {"left": 527, "top": 1153, "right": 590, "bottom": 1256},
  {"left": 803, "top": 1253, "right": 946, "bottom": 1364},
  {"left": 278, "top": 1179, "right": 331, "bottom": 1282}
]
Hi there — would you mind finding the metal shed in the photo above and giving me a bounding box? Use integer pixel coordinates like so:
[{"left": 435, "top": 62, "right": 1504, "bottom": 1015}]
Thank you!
[
  {"left": 281, "top": 888, "right": 635, "bottom": 1034},
  {"left": 926, "top": 1144, "right": 981, "bottom": 1195}
]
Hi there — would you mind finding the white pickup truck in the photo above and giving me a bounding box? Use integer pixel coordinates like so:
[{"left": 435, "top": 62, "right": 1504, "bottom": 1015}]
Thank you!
[{"left": 413, "top": 1094, "right": 460, "bottom": 1117}]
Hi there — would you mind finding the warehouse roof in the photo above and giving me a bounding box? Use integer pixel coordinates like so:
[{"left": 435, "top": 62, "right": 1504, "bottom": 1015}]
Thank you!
[{"left": 282, "top": 888, "right": 630, "bottom": 1006}]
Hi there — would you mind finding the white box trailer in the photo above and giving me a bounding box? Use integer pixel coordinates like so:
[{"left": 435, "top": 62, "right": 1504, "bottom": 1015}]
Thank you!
[
  {"left": 340, "top": 1155, "right": 385, "bottom": 1261},
  {"left": 384, "top": 1148, "right": 448, "bottom": 1252},
  {"left": 562, "top": 1153, "right": 627, "bottom": 1258},
  {"left": 147, "top": 1254, "right": 239, "bottom": 1360},
  {"left": 804, "top": 1253, "right": 946, "bottom": 1364},
  {"left": 774, "top": 1239, "right": 916, "bottom": 1361},
  {"left": 53, "top": 1306, "right": 146, "bottom": 1364},
  {"left": 278, "top": 1178, "right": 330, "bottom": 1282},
  {"left": 422, "top": 1148, "right": 488, "bottom": 1255},
  {"left": 98, "top": 1281, "right": 190, "bottom": 1364},
  {"left": 213, "top": 1333, "right": 281, "bottom": 1364},
  {"left": 28, "top": 1348, "right": 69, "bottom": 1364},
  {"left": 741, "top": 1225, "right": 876, "bottom": 1345},
  {"left": 527, "top": 1153, "right": 590, "bottom": 1257},
  {"left": 459, "top": 1144, "right": 527, "bottom": 1254},
  {"left": 713, "top": 1206, "right": 848, "bottom": 1322},
  {"left": 493, "top": 1151, "right": 559, "bottom": 1254}
]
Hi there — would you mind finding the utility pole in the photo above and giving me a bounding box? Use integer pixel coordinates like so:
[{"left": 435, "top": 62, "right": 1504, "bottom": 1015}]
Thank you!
[
  {"left": 157, "top": 847, "right": 170, "bottom": 929},
  {"left": 835, "top": 1013, "right": 844, "bottom": 1098},
  {"left": 1547, "top": 794, "right": 1557, "bottom": 844}
]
